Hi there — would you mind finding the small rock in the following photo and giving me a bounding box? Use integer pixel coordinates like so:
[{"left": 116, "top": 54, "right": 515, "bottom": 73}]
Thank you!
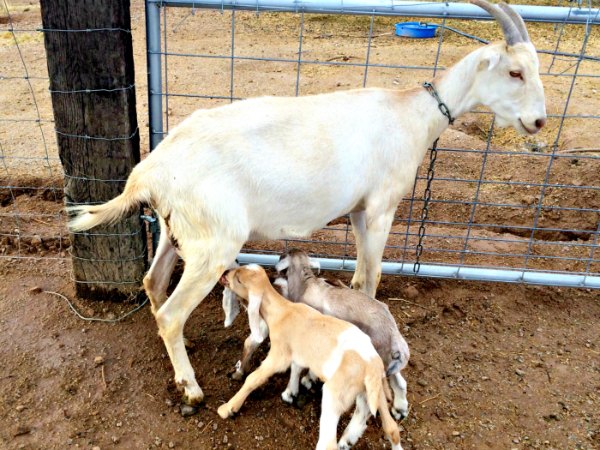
[
  {"left": 197, "top": 421, "right": 205, "bottom": 429},
  {"left": 515, "top": 369, "right": 525, "bottom": 377},
  {"left": 222, "top": 435, "right": 228, "bottom": 444},
  {"left": 403, "top": 285, "right": 419, "bottom": 299},
  {"left": 180, "top": 404, "right": 197, "bottom": 417},
  {"left": 417, "top": 379, "right": 428, "bottom": 387},
  {"left": 94, "top": 356, "right": 104, "bottom": 365},
  {"left": 165, "top": 398, "right": 174, "bottom": 407},
  {"left": 212, "top": 423, "right": 218, "bottom": 431},
  {"left": 451, "top": 431, "right": 460, "bottom": 437},
  {"left": 30, "top": 235, "right": 42, "bottom": 248},
  {"left": 15, "top": 405, "right": 26, "bottom": 412},
  {"left": 168, "top": 442, "right": 175, "bottom": 448},
  {"left": 28, "top": 286, "right": 42, "bottom": 294},
  {"left": 112, "top": 436, "right": 119, "bottom": 444},
  {"left": 116, "top": 421, "right": 122, "bottom": 427},
  {"left": 92, "top": 447, "right": 100, "bottom": 450},
  {"left": 154, "top": 437, "right": 162, "bottom": 446}
]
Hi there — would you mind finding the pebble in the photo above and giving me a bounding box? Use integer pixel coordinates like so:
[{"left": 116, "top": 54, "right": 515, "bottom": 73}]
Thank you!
[
  {"left": 180, "top": 404, "right": 197, "bottom": 417},
  {"left": 92, "top": 447, "right": 100, "bottom": 450},
  {"left": 222, "top": 435, "right": 228, "bottom": 444},
  {"left": 403, "top": 285, "right": 419, "bottom": 299},
  {"left": 451, "top": 431, "right": 460, "bottom": 437},
  {"left": 28, "top": 286, "right": 42, "bottom": 294},
  {"left": 165, "top": 398, "right": 174, "bottom": 407},
  {"left": 31, "top": 235, "right": 42, "bottom": 248},
  {"left": 417, "top": 379, "right": 428, "bottom": 387},
  {"left": 168, "top": 442, "right": 175, "bottom": 448},
  {"left": 154, "top": 437, "right": 162, "bottom": 446},
  {"left": 94, "top": 356, "right": 104, "bottom": 365},
  {"left": 197, "top": 421, "right": 205, "bottom": 429},
  {"left": 212, "top": 423, "right": 218, "bottom": 431},
  {"left": 15, "top": 405, "right": 26, "bottom": 412},
  {"left": 515, "top": 369, "right": 525, "bottom": 377}
]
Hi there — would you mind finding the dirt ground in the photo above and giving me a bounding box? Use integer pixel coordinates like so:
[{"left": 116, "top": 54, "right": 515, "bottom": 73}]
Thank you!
[
  {"left": 0, "top": 258, "right": 599, "bottom": 450},
  {"left": 1, "top": 2, "right": 600, "bottom": 450}
]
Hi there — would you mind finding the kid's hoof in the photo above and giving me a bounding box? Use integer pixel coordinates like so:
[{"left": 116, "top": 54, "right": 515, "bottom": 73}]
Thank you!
[
  {"left": 180, "top": 404, "right": 199, "bottom": 417},
  {"left": 391, "top": 407, "right": 408, "bottom": 421},
  {"left": 217, "top": 404, "right": 234, "bottom": 419},
  {"left": 230, "top": 370, "right": 244, "bottom": 381}
]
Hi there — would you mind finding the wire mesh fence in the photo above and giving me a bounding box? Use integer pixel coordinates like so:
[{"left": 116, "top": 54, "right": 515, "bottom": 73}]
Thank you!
[
  {"left": 146, "top": 0, "right": 600, "bottom": 287},
  {"left": 1, "top": 1, "right": 599, "bottom": 288}
]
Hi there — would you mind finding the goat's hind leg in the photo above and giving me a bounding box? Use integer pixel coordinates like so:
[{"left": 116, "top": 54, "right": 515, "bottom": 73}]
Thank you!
[
  {"left": 389, "top": 371, "right": 409, "bottom": 420},
  {"left": 155, "top": 238, "right": 242, "bottom": 409},
  {"left": 338, "top": 393, "right": 371, "bottom": 450}
]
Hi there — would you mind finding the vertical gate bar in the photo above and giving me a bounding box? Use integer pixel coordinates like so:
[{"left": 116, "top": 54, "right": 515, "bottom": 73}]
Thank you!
[
  {"left": 146, "top": 0, "right": 164, "bottom": 253},
  {"left": 146, "top": 0, "right": 164, "bottom": 151}
]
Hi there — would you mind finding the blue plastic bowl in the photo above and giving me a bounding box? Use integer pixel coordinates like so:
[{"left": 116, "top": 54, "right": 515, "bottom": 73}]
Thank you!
[{"left": 395, "top": 22, "right": 438, "bottom": 39}]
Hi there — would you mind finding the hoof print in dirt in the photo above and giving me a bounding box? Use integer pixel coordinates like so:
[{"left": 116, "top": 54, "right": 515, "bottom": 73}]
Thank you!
[{"left": 179, "top": 404, "right": 199, "bottom": 417}]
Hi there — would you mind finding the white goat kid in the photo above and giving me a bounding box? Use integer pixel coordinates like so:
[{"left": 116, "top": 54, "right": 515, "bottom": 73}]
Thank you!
[
  {"left": 218, "top": 265, "right": 403, "bottom": 450},
  {"left": 66, "top": 0, "right": 545, "bottom": 409}
]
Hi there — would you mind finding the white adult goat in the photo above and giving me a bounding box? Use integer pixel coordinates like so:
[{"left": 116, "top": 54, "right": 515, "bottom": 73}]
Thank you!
[{"left": 68, "top": 0, "right": 546, "bottom": 409}]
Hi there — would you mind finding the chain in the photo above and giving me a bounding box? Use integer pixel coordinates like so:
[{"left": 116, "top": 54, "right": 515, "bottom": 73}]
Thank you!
[
  {"left": 414, "top": 138, "right": 439, "bottom": 274},
  {"left": 414, "top": 81, "right": 453, "bottom": 274}
]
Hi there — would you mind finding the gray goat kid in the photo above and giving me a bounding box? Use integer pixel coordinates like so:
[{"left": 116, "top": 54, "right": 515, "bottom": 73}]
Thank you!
[{"left": 228, "top": 249, "right": 411, "bottom": 420}]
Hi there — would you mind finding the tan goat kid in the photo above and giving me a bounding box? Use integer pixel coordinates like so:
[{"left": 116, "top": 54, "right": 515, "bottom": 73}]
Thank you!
[
  {"left": 218, "top": 264, "right": 403, "bottom": 450},
  {"left": 67, "top": 0, "right": 545, "bottom": 408}
]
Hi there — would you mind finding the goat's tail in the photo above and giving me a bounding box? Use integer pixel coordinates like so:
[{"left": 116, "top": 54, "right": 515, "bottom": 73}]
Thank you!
[
  {"left": 364, "top": 359, "right": 385, "bottom": 416},
  {"left": 67, "top": 167, "right": 151, "bottom": 232}
]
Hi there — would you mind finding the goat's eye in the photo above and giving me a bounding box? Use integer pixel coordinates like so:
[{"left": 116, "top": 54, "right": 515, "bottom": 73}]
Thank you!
[{"left": 509, "top": 70, "right": 523, "bottom": 80}]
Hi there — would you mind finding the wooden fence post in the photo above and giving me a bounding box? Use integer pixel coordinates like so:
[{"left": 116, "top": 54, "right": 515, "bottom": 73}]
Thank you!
[{"left": 40, "top": 0, "right": 146, "bottom": 300}]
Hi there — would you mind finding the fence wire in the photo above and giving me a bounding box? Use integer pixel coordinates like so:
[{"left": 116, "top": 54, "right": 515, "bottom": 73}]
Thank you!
[{"left": 146, "top": 0, "right": 600, "bottom": 287}]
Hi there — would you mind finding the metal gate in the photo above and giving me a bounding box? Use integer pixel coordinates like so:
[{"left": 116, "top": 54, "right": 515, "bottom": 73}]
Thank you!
[{"left": 145, "top": 0, "right": 600, "bottom": 288}]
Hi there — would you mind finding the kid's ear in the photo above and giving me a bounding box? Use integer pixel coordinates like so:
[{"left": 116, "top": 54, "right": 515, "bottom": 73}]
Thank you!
[
  {"left": 222, "top": 287, "right": 240, "bottom": 328},
  {"left": 248, "top": 291, "right": 265, "bottom": 343},
  {"left": 275, "top": 257, "right": 290, "bottom": 273}
]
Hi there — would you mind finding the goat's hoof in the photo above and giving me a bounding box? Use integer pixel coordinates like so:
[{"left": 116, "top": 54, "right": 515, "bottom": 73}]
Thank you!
[
  {"left": 180, "top": 404, "right": 199, "bottom": 417},
  {"left": 183, "top": 336, "right": 194, "bottom": 349},
  {"left": 217, "top": 404, "right": 234, "bottom": 419},
  {"left": 391, "top": 407, "right": 408, "bottom": 421},
  {"left": 281, "top": 390, "right": 296, "bottom": 404},
  {"left": 338, "top": 441, "right": 351, "bottom": 450},
  {"left": 230, "top": 370, "right": 244, "bottom": 381},
  {"left": 181, "top": 391, "right": 204, "bottom": 407}
]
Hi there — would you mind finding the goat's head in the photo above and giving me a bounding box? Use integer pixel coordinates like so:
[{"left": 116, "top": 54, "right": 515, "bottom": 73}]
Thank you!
[
  {"left": 220, "top": 264, "right": 271, "bottom": 343},
  {"left": 276, "top": 249, "right": 321, "bottom": 277},
  {"left": 470, "top": 0, "right": 546, "bottom": 135}
]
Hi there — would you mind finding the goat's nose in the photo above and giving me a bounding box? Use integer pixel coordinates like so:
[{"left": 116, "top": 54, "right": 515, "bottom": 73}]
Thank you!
[{"left": 535, "top": 117, "right": 546, "bottom": 130}]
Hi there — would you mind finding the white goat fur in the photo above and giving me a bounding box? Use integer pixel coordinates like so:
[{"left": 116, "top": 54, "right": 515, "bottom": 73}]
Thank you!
[
  {"left": 218, "top": 265, "right": 403, "bottom": 450},
  {"left": 66, "top": 1, "right": 545, "bottom": 407}
]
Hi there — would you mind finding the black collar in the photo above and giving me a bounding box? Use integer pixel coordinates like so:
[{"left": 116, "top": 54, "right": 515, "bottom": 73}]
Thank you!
[{"left": 423, "top": 81, "right": 455, "bottom": 125}]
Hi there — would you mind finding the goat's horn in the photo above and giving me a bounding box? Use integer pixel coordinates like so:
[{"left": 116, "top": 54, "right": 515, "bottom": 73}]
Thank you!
[
  {"left": 470, "top": 0, "right": 523, "bottom": 46},
  {"left": 498, "top": 2, "right": 530, "bottom": 43}
]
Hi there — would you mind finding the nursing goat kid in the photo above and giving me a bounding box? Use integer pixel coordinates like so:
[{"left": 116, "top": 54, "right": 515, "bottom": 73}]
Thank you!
[
  {"left": 67, "top": 0, "right": 545, "bottom": 409},
  {"left": 218, "top": 265, "right": 403, "bottom": 450},
  {"left": 229, "top": 249, "right": 411, "bottom": 421}
]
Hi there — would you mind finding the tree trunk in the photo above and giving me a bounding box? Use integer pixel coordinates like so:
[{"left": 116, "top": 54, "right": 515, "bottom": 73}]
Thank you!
[{"left": 40, "top": 0, "right": 146, "bottom": 300}]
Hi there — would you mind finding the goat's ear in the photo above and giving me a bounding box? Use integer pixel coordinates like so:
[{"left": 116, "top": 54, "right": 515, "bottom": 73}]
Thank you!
[
  {"left": 479, "top": 50, "right": 501, "bottom": 72},
  {"left": 309, "top": 258, "right": 321, "bottom": 275},
  {"left": 275, "top": 257, "right": 290, "bottom": 273},
  {"left": 273, "top": 277, "right": 289, "bottom": 298},
  {"left": 248, "top": 290, "right": 265, "bottom": 343},
  {"left": 222, "top": 287, "right": 240, "bottom": 328}
]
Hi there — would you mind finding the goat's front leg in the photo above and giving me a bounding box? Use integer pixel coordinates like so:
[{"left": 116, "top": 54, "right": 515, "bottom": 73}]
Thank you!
[
  {"left": 218, "top": 351, "right": 290, "bottom": 419},
  {"left": 231, "top": 318, "right": 268, "bottom": 381},
  {"left": 155, "top": 239, "right": 242, "bottom": 409},
  {"left": 350, "top": 208, "right": 395, "bottom": 298}
]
